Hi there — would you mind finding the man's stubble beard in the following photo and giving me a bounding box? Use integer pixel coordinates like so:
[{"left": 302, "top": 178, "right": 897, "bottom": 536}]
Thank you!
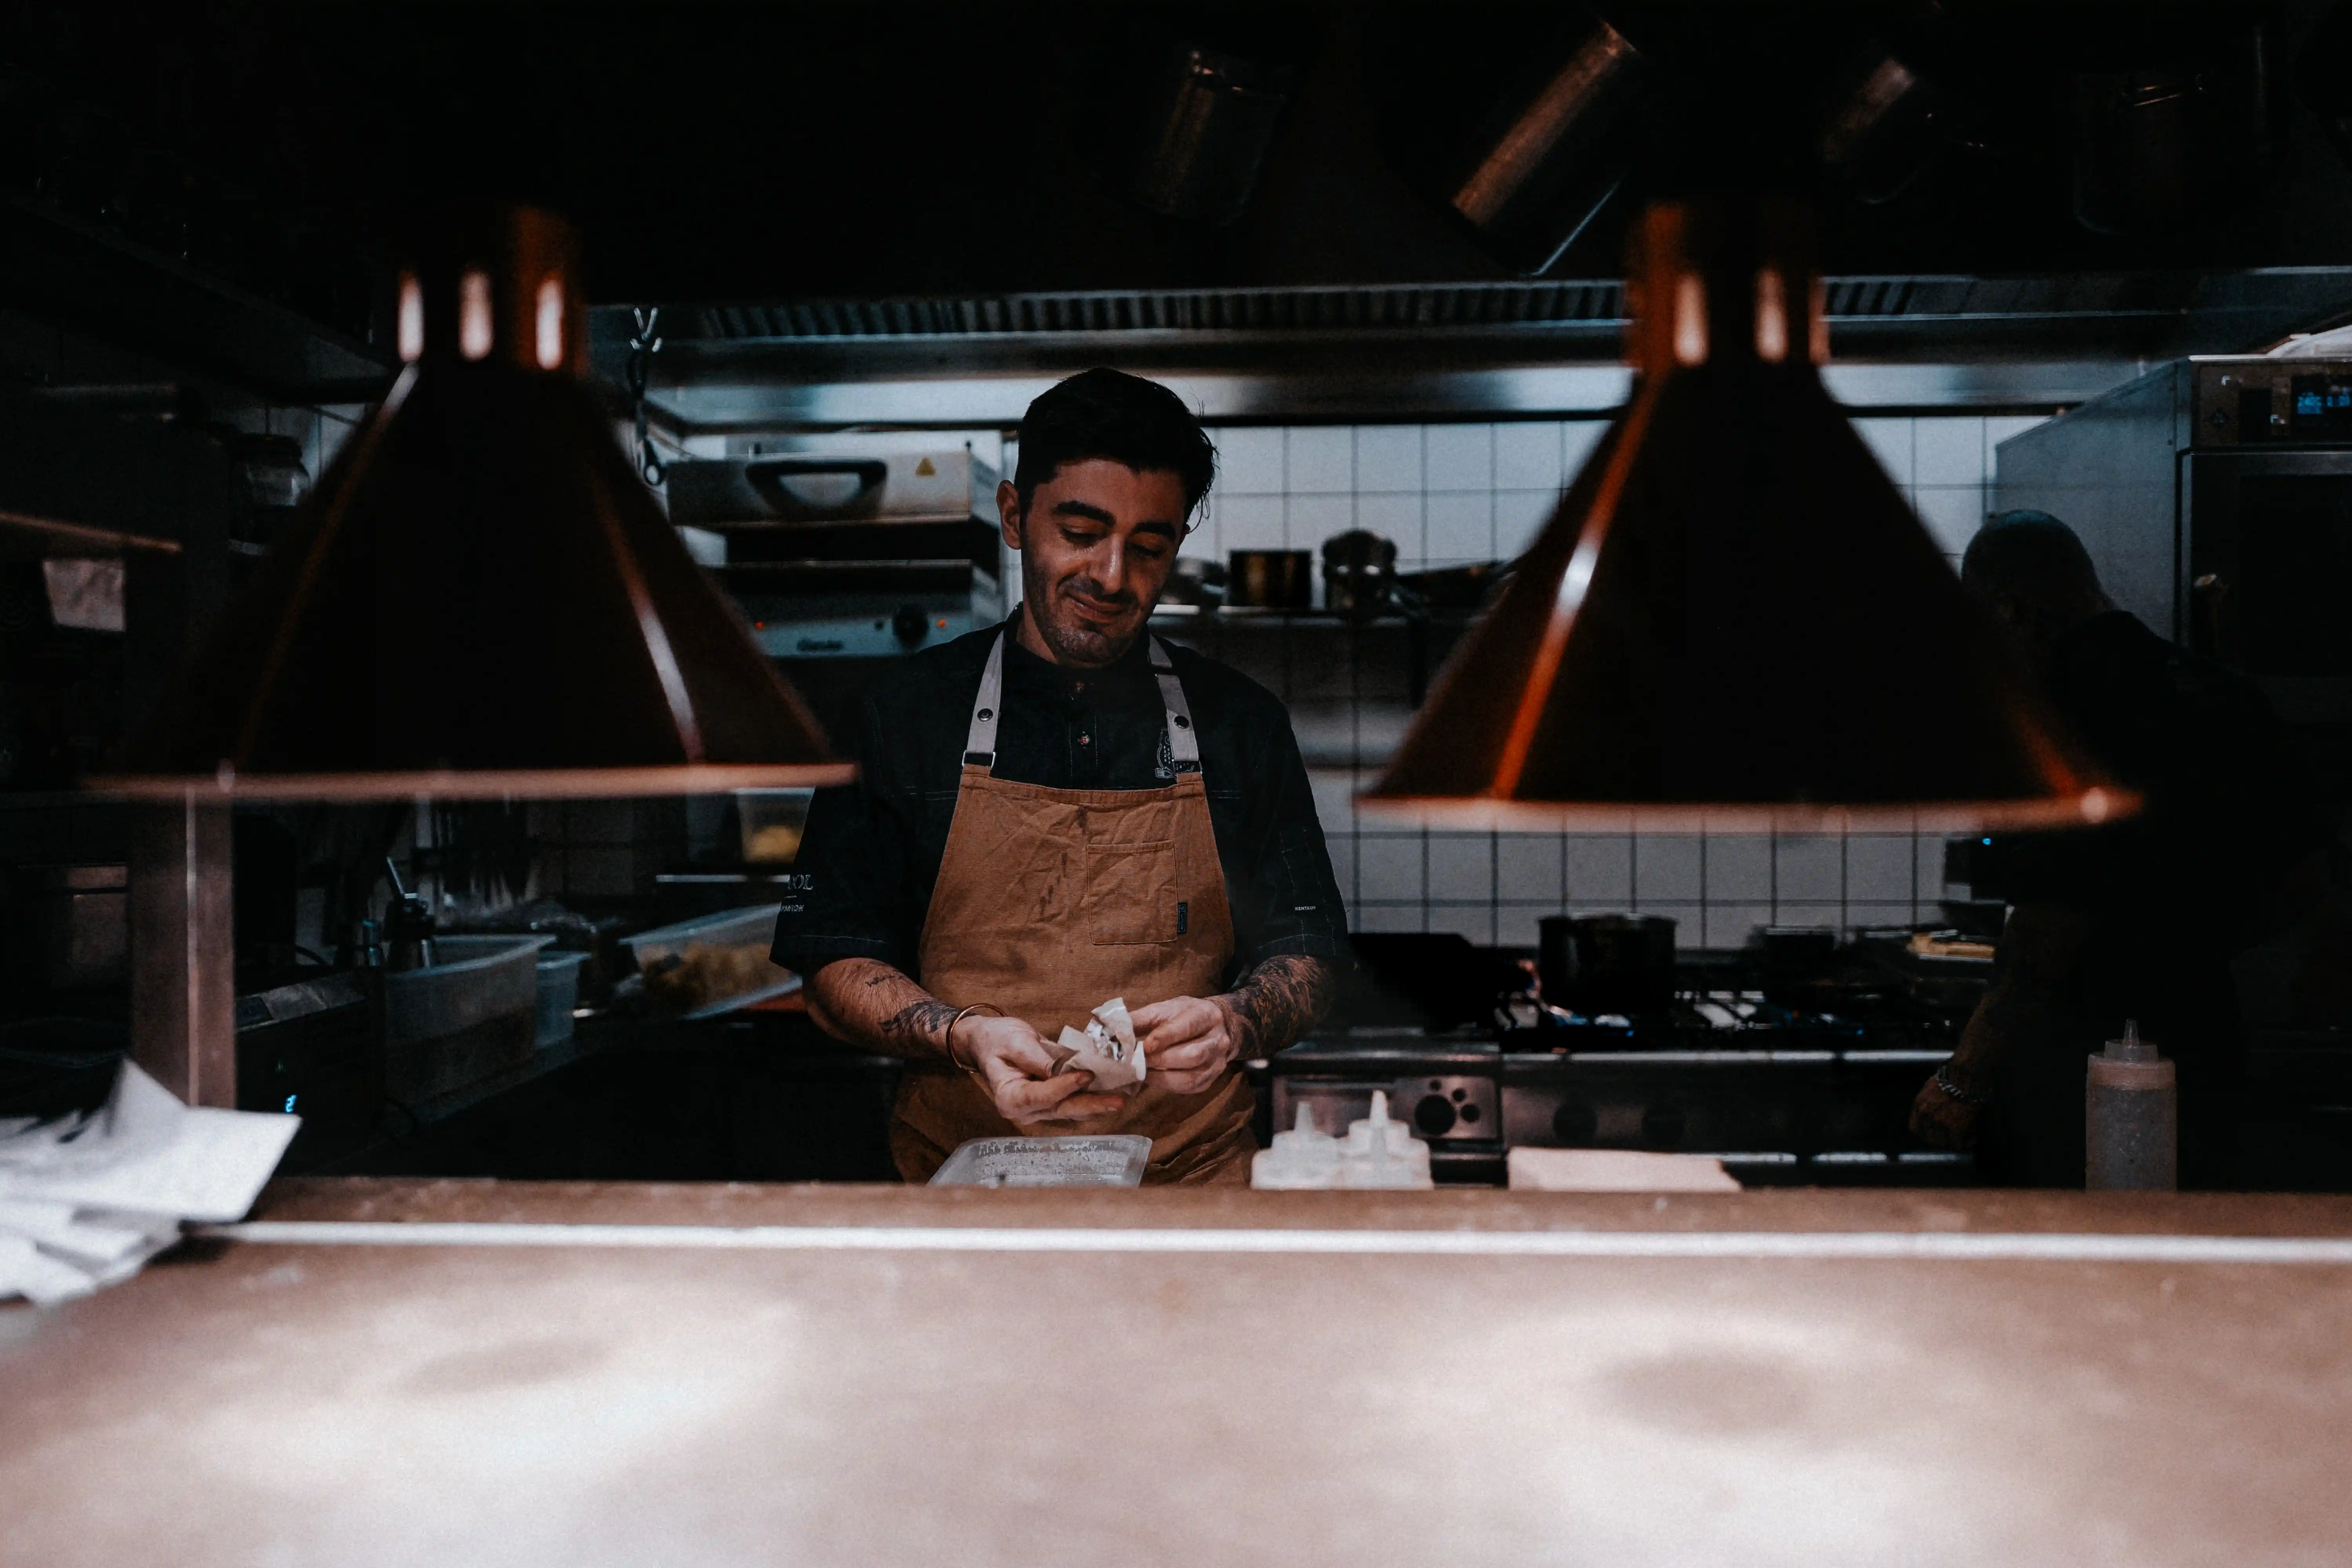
[{"left": 1021, "top": 548, "right": 1146, "bottom": 669}]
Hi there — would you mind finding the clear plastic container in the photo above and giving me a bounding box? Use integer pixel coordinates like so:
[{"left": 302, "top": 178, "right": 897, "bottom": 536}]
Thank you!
[
  {"left": 383, "top": 935, "right": 552, "bottom": 1048},
  {"left": 735, "top": 789, "right": 814, "bottom": 865},
  {"left": 621, "top": 904, "right": 797, "bottom": 1018},
  {"left": 534, "top": 950, "right": 588, "bottom": 1049},
  {"left": 382, "top": 935, "right": 553, "bottom": 1101}
]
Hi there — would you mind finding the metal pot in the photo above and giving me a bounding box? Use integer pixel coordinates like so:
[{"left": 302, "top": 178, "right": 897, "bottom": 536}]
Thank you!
[
  {"left": 1226, "top": 549, "right": 1311, "bottom": 609},
  {"left": 1537, "top": 913, "right": 1677, "bottom": 1014},
  {"left": 1442, "top": 13, "right": 1655, "bottom": 274},
  {"left": 1321, "top": 529, "right": 1398, "bottom": 617},
  {"left": 1130, "top": 45, "right": 1296, "bottom": 227},
  {"left": 1753, "top": 926, "right": 1838, "bottom": 1001},
  {"left": 1161, "top": 557, "right": 1227, "bottom": 608}
]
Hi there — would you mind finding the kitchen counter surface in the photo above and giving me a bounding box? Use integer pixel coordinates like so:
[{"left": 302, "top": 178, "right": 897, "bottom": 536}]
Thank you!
[{"left": 6, "top": 1178, "right": 2352, "bottom": 1566}]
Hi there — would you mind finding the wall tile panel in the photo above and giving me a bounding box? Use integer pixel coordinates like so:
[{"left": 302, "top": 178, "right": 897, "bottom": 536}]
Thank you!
[
  {"left": 1633, "top": 837, "right": 1703, "bottom": 903},
  {"left": 1914, "top": 415, "right": 1987, "bottom": 487},
  {"left": 1286, "top": 425, "right": 1355, "bottom": 494},
  {"left": 1216, "top": 427, "right": 1286, "bottom": 493},
  {"left": 1425, "top": 423, "right": 1494, "bottom": 491},
  {"left": 1565, "top": 835, "right": 1634, "bottom": 903},
  {"left": 1494, "top": 421, "right": 1565, "bottom": 491},
  {"left": 1496, "top": 833, "right": 1565, "bottom": 902},
  {"left": 1354, "top": 424, "right": 1424, "bottom": 493}
]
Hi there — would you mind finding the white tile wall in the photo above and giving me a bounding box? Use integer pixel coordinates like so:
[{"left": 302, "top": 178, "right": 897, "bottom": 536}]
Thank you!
[
  {"left": 1241, "top": 413, "right": 2046, "bottom": 948},
  {"left": 1354, "top": 424, "right": 1424, "bottom": 493}
]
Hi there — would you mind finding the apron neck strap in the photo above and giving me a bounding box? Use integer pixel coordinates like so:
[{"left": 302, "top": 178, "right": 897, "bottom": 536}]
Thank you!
[
  {"left": 1150, "top": 635, "right": 1202, "bottom": 772},
  {"left": 964, "top": 626, "right": 1201, "bottom": 774}
]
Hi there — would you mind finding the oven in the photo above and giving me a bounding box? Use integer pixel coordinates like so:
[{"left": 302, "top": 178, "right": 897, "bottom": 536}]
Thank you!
[
  {"left": 666, "top": 437, "right": 1005, "bottom": 659},
  {"left": 1996, "top": 355, "right": 2352, "bottom": 786}
]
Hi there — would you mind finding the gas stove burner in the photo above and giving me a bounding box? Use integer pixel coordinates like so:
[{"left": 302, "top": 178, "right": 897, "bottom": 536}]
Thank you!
[{"left": 1498, "top": 934, "right": 1984, "bottom": 1054}]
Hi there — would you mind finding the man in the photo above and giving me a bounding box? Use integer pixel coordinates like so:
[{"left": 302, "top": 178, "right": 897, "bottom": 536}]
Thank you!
[
  {"left": 773, "top": 368, "right": 1347, "bottom": 1184},
  {"left": 1909, "top": 510, "right": 2322, "bottom": 1187}
]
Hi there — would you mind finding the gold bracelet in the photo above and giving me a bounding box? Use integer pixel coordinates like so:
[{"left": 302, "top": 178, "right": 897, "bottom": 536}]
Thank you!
[{"left": 946, "top": 1003, "right": 1002, "bottom": 1074}]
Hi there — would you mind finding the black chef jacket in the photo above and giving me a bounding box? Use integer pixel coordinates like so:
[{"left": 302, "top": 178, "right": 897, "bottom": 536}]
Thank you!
[{"left": 771, "top": 619, "right": 1348, "bottom": 989}]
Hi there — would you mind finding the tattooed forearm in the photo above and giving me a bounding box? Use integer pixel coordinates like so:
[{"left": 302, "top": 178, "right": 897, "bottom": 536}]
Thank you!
[
  {"left": 807, "top": 957, "right": 958, "bottom": 1060},
  {"left": 1220, "top": 955, "right": 1336, "bottom": 1058},
  {"left": 884, "top": 999, "right": 959, "bottom": 1049}
]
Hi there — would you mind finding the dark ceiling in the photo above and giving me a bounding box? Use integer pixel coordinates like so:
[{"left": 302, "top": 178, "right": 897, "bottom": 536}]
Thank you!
[{"left": 7, "top": 0, "right": 2352, "bottom": 345}]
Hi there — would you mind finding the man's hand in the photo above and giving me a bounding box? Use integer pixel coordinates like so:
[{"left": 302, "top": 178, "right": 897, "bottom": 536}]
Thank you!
[
  {"left": 951, "top": 1013, "right": 1129, "bottom": 1126},
  {"left": 1909, "top": 1072, "right": 1985, "bottom": 1150},
  {"left": 1129, "top": 995, "right": 1245, "bottom": 1096}
]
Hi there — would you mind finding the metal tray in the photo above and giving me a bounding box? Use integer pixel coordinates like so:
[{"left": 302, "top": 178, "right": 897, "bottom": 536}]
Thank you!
[{"left": 930, "top": 1134, "right": 1152, "bottom": 1187}]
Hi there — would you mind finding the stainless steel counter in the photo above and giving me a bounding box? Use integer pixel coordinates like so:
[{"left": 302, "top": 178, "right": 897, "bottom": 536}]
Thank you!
[{"left": 5, "top": 1179, "right": 2351, "bottom": 1566}]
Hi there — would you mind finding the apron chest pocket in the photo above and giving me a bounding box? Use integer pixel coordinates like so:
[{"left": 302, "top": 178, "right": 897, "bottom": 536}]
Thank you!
[{"left": 1077, "top": 840, "right": 1183, "bottom": 946}]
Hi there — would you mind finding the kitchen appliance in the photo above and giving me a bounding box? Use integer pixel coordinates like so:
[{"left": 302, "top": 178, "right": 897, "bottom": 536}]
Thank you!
[
  {"left": 1272, "top": 935, "right": 1984, "bottom": 1187},
  {"left": 1361, "top": 196, "right": 2122, "bottom": 834},
  {"left": 666, "top": 441, "right": 1004, "bottom": 659},
  {"left": 1226, "top": 548, "right": 1310, "bottom": 609},
  {"left": 234, "top": 969, "right": 378, "bottom": 1167},
  {"left": 1500, "top": 1047, "right": 1970, "bottom": 1187},
  {"left": 1994, "top": 354, "right": 2352, "bottom": 789},
  {"left": 1537, "top": 913, "right": 1677, "bottom": 1014}
]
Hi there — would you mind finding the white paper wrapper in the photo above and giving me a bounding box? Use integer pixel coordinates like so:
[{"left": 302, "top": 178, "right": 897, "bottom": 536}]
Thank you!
[
  {"left": 1091, "top": 996, "right": 1137, "bottom": 1052},
  {"left": 1050, "top": 1010, "right": 1144, "bottom": 1093}
]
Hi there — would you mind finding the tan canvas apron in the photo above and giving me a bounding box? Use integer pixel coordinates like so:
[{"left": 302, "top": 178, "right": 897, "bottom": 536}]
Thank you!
[{"left": 893, "top": 628, "right": 1254, "bottom": 1185}]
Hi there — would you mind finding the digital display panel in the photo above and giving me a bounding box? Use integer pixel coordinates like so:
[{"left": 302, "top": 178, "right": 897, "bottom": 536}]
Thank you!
[{"left": 2287, "top": 374, "right": 2352, "bottom": 432}]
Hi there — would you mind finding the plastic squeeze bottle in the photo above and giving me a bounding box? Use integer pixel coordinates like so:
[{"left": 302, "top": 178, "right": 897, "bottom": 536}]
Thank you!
[
  {"left": 1339, "top": 1091, "right": 1435, "bottom": 1189},
  {"left": 1251, "top": 1104, "right": 1344, "bottom": 1190},
  {"left": 2085, "top": 1020, "right": 2178, "bottom": 1191}
]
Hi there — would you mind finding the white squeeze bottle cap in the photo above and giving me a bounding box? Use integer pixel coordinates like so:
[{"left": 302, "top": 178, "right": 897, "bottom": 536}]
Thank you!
[
  {"left": 2108, "top": 1019, "right": 2157, "bottom": 1064},
  {"left": 2089, "top": 1018, "right": 2173, "bottom": 1085}
]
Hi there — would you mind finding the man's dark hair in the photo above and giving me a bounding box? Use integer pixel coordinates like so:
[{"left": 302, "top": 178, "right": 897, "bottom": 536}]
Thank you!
[
  {"left": 1013, "top": 367, "right": 1216, "bottom": 519},
  {"left": 1962, "top": 509, "right": 2107, "bottom": 619}
]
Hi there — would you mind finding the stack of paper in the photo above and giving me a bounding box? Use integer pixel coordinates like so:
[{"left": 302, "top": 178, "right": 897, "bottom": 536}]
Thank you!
[{"left": 0, "top": 1061, "right": 300, "bottom": 1306}]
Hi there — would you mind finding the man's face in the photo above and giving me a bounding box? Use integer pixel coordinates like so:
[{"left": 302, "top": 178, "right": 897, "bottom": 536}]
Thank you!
[{"left": 1000, "top": 459, "right": 1189, "bottom": 668}]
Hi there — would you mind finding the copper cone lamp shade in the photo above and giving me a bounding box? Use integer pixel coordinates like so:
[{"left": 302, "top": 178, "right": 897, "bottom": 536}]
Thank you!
[
  {"left": 1361, "top": 198, "right": 2131, "bottom": 833},
  {"left": 98, "top": 208, "right": 848, "bottom": 800}
]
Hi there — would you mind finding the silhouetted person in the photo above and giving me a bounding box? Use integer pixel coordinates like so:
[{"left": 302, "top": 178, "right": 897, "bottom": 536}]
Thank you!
[{"left": 1911, "top": 510, "right": 2323, "bottom": 1187}]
